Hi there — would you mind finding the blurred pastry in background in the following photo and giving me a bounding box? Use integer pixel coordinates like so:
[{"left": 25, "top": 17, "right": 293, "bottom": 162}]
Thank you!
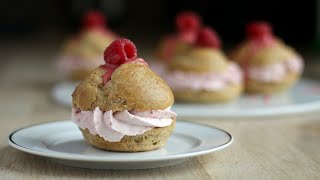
[
  {"left": 229, "top": 21, "right": 304, "bottom": 94},
  {"left": 72, "top": 38, "right": 176, "bottom": 152},
  {"left": 57, "top": 10, "right": 117, "bottom": 81},
  {"left": 151, "top": 11, "right": 202, "bottom": 75},
  {"left": 163, "top": 27, "right": 243, "bottom": 103},
  {"left": 156, "top": 11, "right": 201, "bottom": 62}
]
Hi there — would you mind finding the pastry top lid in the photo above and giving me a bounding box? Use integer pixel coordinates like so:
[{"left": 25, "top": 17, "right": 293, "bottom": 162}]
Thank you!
[
  {"left": 169, "top": 47, "right": 229, "bottom": 73},
  {"left": 72, "top": 38, "right": 174, "bottom": 111},
  {"left": 168, "top": 25, "right": 230, "bottom": 73},
  {"left": 230, "top": 21, "right": 300, "bottom": 66}
]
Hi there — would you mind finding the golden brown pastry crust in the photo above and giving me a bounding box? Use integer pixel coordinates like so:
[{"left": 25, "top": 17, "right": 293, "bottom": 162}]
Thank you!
[
  {"left": 173, "top": 84, "right": 243, "bottom": 103},
  {"left": 169, "top": 48, "right": 229, "bottom": 73},
  {"left": 246, "top": 72, "right": 299, "bottom": 94},
  {"left": 230, "top": 39, "right": 300, "bottom": 67},
  {"left": 80, "top": 118, "right": 176, "bottom": 152},
  {"left": 72, "top": 63, "right": 174, "bottom": 111}
]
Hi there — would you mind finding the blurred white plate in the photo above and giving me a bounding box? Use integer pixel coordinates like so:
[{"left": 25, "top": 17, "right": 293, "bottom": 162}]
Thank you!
[
  {"left": 51, "top": 79, "right": 320, "bottom": 117},
  {"left": 172, "top": 79, "right": 320, "bottom": 117},
  {"left": 8, "top": 120, "right": 232, "bottom": 170},
  {"left": 51, "top": 81, "right": 79, "bottom": 107}
]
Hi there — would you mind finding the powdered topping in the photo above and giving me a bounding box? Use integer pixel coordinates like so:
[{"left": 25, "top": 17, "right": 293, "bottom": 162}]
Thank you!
[
  {"left": 72, "top": 107, "right": 176, "bottom": 142},
  {"left": 102, "top": 38, "right": 148, "bottom": 85}
]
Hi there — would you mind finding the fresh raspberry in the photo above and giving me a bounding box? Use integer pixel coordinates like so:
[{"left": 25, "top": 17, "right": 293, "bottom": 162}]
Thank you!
[
  {"left": 104, "top": 38, "right": 137, "bottom": 66},
  {"left": 83, "top": 10, "right": 106, "bottom": 29},
  {"left": 176, "top": 11, "right": 201, "bottom": 33},
  {"left": 196, "top": 27, "right": 221, "bottom": 48},
  {"left": 246, "top": 21, "right": 273, "bottom": 41}
]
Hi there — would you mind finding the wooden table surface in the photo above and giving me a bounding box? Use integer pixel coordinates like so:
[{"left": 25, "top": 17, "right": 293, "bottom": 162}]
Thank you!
[{"left": 1, "top": 40, "right": 320, "bottom": 179}]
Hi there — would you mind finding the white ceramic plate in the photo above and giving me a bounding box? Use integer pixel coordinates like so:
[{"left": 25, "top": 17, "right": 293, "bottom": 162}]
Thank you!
[
  {"left": 8, "top": 120, "right": 232, "bottom": 170},
  {"left": 51, "top": 79, "right": 320, "bottom": 117}
]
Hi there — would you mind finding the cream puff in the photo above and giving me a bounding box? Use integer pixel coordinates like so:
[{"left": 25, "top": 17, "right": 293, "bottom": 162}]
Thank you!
[
  {"left": 162, "top": 27, "right": 243, "bottom": 103},
  {"left": 72, "top": 38, "right": 177, "bottom": 152},
  {"left": 230, "top": 21, "right": 304, "bottom": 94},
  {"left": 151, "top": 11, "right": 202, "bottom": 75},
  {"left": 155, "top": 11, "right": 201, "bottom": 62},
  {"left": 57, "top": 11, "right": 117, "bottom": 81}
]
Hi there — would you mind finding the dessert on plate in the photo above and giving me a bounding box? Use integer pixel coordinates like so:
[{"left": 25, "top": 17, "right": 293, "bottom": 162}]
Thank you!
[
  {"left": 72, "top": 38, "right": 177, "bottom": 152},
  {"left": 163, "top": 27, "right": 243, "bottom": 103},
  {"left": 229, "top": 21, "right": 304, "bottom": 94},
  {"left": 57, "top": 10, "right": 117, "bottom": 81}
]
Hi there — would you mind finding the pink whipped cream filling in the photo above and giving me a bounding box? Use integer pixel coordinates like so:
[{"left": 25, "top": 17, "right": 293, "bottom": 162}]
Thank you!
[
  {"left": 57, "top": 56, "right": 104, "bottom": 75},
  {"left": 72, "top": 107, "right": 177, "bottom": 142},
  {"left": 162, "top": 63, "right": 243, "bottom": 91},
  {"left": 248, "top": 56, "right": 304, "bottom": 82}
]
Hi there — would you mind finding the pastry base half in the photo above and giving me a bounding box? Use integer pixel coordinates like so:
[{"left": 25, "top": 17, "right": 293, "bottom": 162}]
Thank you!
[
  {"left": 173, "top": 84, "right": 243, "bottom": 103},
  {"left": 80, "top": 119, "right": 176, "bottom": 152},
  {"left": 246, "top": 72, "right": 300, "bottom": 94}
]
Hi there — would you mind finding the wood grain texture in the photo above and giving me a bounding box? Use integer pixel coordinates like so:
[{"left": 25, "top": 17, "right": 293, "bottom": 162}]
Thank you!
[{"left": 0, "top": 42, "right": 320, "bottom": 179}]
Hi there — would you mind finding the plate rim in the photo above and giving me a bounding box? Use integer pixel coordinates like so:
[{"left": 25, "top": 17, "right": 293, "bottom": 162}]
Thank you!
[
  {"left": 8, "top": 120, "right": 233, "bottom": 162},
  {"left": 52, "top": 78, "right": 320, "bottom": 117}
]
